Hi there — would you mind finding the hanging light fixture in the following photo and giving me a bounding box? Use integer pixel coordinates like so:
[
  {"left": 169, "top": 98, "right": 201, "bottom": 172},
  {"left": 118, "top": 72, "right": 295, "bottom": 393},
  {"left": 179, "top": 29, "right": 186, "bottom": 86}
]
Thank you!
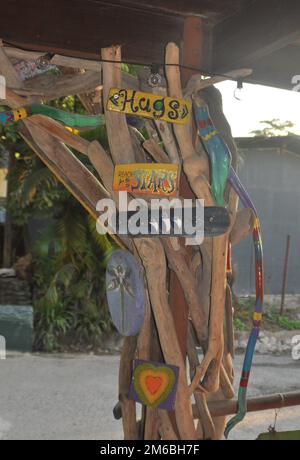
[
  {"left": 36, "top": 52, "right": 55, "bottom": 70},
  {"left": 234, "top": 78, "right": 244, "bottom": 101},
  {"left": 148, "top": 64, "right": 162, "bottom": 88}
]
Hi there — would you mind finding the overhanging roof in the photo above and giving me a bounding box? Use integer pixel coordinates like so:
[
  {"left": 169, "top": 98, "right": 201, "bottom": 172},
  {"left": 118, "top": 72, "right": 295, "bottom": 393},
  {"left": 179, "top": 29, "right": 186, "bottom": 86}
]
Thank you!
[{"left": 1, "top": 0, "right": 300, "bottom": 90}]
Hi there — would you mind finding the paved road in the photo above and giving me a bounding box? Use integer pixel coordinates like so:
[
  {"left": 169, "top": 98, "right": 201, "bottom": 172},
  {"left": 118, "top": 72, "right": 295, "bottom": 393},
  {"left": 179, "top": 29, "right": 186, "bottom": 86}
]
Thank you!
[{"left": 0, "top": 353, "right": 299, "bottom": 440}]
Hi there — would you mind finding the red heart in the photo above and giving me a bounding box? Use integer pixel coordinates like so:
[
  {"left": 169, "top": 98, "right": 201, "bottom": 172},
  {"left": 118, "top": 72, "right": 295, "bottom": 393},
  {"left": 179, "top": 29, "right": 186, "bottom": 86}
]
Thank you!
[{"left": 145, "top": 376, "right": 163, "bottom": 395}]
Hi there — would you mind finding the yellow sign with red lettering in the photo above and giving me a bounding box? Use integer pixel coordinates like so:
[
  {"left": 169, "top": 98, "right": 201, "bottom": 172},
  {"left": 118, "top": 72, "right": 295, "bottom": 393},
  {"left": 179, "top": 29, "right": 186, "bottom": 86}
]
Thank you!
[
  {"left": 107, "top": 88, "right": 191, "bottom": 125},
  {"left": 113, "top": 163, "right": 179, "bottom": 197}
]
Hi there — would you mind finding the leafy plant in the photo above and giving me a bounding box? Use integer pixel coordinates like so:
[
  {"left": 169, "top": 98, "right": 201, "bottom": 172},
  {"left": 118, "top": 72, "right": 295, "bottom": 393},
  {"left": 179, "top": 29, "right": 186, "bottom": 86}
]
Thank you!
[
  {"left": 32, "top": 198, "right": 115, "bottom": 351},
  {"left": 1, "top": 97, "right": 116, "bottom": 352},
  {"left": 277, "top": 316, "right": 300, "bottom": 331},
  {"left": 250, "top": 119, "right": 295, "bottom": 137},
  {"left": 233, "top": 318, "right": 248, "bottom": 332}
]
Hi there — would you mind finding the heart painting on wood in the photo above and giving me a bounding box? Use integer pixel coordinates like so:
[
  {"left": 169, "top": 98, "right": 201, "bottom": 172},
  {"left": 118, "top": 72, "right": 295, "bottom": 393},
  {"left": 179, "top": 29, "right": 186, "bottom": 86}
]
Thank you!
[{"left": 129, "top": 359, "right": 179, "bottom": 410}]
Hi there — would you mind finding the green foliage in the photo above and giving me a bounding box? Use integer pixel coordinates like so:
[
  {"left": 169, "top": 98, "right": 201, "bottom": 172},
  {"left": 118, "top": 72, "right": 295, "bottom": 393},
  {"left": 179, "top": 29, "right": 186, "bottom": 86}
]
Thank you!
[
  {"left": 33, "top": 200, "right": 114, "bottom": 351},
  {"left": 250, "top": 119, "right": 295, "bottom": 137},
  {"left": 49, "top": 95, "right": 86, "bottom": 114},
  {"left": 234, "top": 297, "right": 300, "bottom": 332},
  {"left": 121, "top": 63, "right": 144, "bottom": 77},
  {"left": 0, "top": 97, "right": 116, "bottom": 352},
  {"left": 277, "top": 316, "right": 300, "bottom": 331},
  {"left": 233, "top": 318, "right": 248, "bottom": 331}
]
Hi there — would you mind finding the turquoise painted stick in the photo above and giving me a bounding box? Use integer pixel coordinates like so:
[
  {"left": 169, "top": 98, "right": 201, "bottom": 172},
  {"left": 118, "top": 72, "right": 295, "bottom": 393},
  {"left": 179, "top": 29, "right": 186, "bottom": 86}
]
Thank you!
[
  {"left": 0, "top": 104, "right": 105, "bottom": 128},
  {"left": 194, "top": 101, "right": 264, "bottom": 438},
  {"left": 193, "top": 101, "right": 231, "bottom": 206}
]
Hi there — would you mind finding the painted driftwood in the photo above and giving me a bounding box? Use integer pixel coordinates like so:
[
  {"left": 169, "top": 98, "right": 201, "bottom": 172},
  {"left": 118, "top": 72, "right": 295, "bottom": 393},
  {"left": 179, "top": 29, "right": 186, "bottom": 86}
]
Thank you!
[
  {"left": 113, "top": 163, "right": 179, "bottom": 197},
  {"left": 106, "top": 249, "right": 145, "bottom": 336},
  {"left": 0, "top": 35, "right": 260, "bottom": 440},
  {"left": 107, "top": 88, "right": 191, "bottom": 125}
]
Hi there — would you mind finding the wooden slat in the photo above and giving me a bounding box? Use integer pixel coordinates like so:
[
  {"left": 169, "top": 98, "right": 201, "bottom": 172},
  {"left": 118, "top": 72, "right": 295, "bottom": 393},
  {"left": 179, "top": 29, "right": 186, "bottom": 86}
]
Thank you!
[
  {"left": 194, "top": 391, "right": 300, "bottom": 418},
  {"left": 18, "top": 121, "right": 109, "bottom": 214},
  {"left": 21, "top": 71, "right": 101, "bottom": 100},
  {"left": 4, "top": 46, "right": 103, "bottom": 72}
]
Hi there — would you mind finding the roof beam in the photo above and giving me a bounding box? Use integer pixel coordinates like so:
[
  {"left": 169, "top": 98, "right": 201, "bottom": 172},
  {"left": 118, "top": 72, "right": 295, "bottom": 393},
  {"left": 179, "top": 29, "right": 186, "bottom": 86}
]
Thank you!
[
  {"left": 245, "top": 45, "right": 300, "bottom": 90},
  {"left": 213, "top": 0, "right": 300, "bottom": 71},
  {"left": 0, "top": 0, "right": 183, "bottom": 63}
]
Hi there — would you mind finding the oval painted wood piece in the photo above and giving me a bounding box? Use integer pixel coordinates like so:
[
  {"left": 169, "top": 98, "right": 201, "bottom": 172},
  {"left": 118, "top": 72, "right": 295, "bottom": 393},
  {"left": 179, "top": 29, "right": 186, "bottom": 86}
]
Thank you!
[{"left": 106, "top": 249, "right": 145, "bottom": 336}]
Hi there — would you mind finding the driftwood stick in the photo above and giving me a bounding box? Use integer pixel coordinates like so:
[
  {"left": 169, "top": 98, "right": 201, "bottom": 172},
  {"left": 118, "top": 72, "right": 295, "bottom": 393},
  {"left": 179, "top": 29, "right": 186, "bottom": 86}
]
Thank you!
[
  {"left": 166, "top": 41, "right": 227, "bottom": 394},
  {"left": 0, "top": 87, "right": 29, "bottom": 108},
  {"left": 197, "top": 240, "right": 212, "bottom": 335},
  {"left": 17, "top": 122, "right": 129, "bottom": 251},
  {"left": 165, "top": 43, "right": 213, "bottom": 206},
  {"left": 137, "top": 71, "right": 180, "bottom": 165},
  {"left": 21, "top": 71, "right": 101, "bottom": 100},
  {"left": 137, "top": 291, "right": 152, "bottom": 362},
  {"left": 143, "top": 138, "right": 169, "bottom": 164},
  {"left": 119, "top": 337, "right": 139, "bottom": 440},
  {"left": 101, "top": 45, "right": 195, "bottom": 439},
  {"left": 162, "top": 239, "right": 207, "bottom": 344},
  {"left": 219, "top": 363, "right": 235, "bottom": 400},
  {"left": 157, "top": 411, "right": 178, "bottom": 440},
  {"left": 29, "top": 115, "right": 90, "bottom": 155},
  {"left": 155, "top": 119, "right": 181, "bottom": 164},
  {"left": 189, "top": 234, "right": 228, "bottom": 394},
  {"left": 134, "top": 238, "right": 197, "bottom": 440},
  {"left": 187, "top": 326, "right": 216, "bottom": 440},
  {"left": 3, "top": 45, "right": 139, "bottom": 90},
  {"left": 19, "top": 121, "right": 110, "bottom": 209},
  {"left": 144, "top": 409, "right": 160, "bottom": 440},
  {"left": 102, "top": 45, "right": 136, "bottom": 164},
  {"left": 230, "top": 208, "right": 255, "bottom": 246},
  {"left": 184, "top": 68, "right": 252, "bottom": 95},
  {"left": 224, "top": 285, "right": 235, "bottom": 359},
  {"left": 0, "top": 40, "right": 23, "bottom": 88},
  {"left": 4, "top": 45, "right": 103, "bottom": 72},
  {"left": 88, "top": 142, "right": 196, "bottom": 436}
]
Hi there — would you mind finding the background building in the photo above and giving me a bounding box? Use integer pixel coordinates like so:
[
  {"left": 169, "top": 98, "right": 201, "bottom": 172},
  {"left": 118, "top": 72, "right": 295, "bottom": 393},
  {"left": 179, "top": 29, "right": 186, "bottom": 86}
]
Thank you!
[{"left": 233, "top": 135, "right": 300, "bottom": 296}]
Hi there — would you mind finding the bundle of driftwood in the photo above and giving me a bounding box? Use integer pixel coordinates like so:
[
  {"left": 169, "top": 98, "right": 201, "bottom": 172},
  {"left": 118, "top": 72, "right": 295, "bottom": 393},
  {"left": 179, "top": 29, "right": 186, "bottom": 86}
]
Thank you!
[{"left": 0, "top": 40, "right": 255, "bottom": 440}]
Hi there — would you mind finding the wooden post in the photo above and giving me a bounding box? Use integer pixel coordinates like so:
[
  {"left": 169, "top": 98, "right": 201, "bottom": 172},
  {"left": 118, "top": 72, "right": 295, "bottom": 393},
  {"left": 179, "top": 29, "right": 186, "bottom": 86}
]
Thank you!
[
  {"left": 182, "top": 17, "right": 206, "bottom": 86},
  {"left": 169, "top": 16, "right": 207, "bottom": 358},
  {"left": 194, "top": 391, "right": 300, "bottom": 418},
  {"left": 280, "top": 235, "right": 291, "bottom": 315}
]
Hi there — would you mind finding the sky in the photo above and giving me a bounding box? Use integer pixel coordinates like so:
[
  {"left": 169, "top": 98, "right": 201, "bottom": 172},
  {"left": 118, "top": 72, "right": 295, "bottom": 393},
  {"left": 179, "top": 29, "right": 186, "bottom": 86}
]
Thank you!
[{"left": 216, "top": 81, "right": 300, "bottom": 138}]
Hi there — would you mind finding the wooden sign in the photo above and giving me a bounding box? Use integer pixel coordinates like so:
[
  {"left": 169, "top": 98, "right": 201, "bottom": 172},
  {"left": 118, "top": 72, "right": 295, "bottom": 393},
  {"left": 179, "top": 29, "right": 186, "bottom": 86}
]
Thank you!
[
  {"left": 129, "top": 359, "right": 179, "bottom": 410},
  {"left": 106, "top": 250, "right": 145, "bottom": 336},
  {"left": 107, "top": 88, "right": 191, "bottom": 125},
  {"left": 113, "top": 163, "right": 179, "bottom": 197}
]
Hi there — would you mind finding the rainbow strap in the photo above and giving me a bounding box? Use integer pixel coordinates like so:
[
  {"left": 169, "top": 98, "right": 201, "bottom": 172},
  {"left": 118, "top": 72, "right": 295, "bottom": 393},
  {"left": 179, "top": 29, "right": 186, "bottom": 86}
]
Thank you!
[{"left": 193, "top": 101, "right": 264, "bottom": 438}]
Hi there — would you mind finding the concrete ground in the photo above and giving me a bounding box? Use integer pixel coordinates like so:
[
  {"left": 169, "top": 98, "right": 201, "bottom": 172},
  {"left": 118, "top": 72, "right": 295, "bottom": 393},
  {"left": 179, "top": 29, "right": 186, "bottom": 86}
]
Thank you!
[{"left": 0, "top": 353, "right": 299, "bottom": 440}]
